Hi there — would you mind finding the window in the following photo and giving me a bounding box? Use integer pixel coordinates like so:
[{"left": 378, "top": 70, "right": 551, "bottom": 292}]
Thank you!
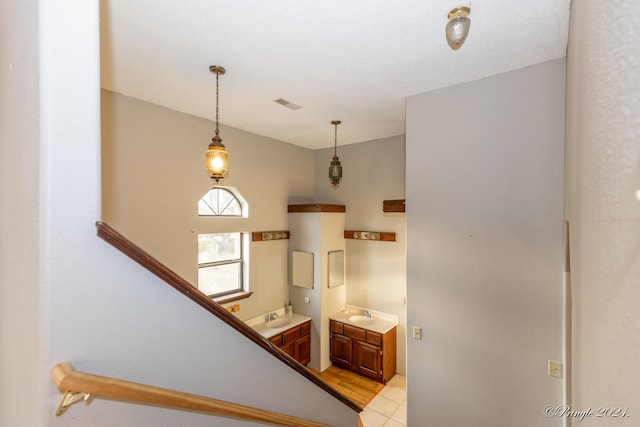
[
  {"left": 198, "top": 187, "right": 247, "bottom": 217},
  {"left": 197, "top": 187, "right": 250, "bottom": 302},
  {"left": 198, "top": 232, "right": 246, "bottom": 298}
]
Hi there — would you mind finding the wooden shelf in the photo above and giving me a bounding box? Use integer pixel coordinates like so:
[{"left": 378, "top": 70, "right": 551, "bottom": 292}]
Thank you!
[
  {"left": 382, "top": 199, "right": 405, "bottom": 213},
  {"left": 288, "top": 204, "right": 346, "bottom": 213}
]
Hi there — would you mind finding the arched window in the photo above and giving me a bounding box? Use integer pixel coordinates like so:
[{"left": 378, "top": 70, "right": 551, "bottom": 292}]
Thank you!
[
  {"left": 198, "top": 187, "right": 247, "bottom": 217},
  {"left": 197, "top": 187, "right": 250, "bottom": 302}
]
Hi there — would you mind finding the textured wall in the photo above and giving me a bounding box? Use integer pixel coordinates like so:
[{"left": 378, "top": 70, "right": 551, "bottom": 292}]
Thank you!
[
  {"left": 565, "top": 2, "right": 640, "bottom": 425},
  {"left": 0, "top": 0, "right": 41, "bottom": 425}
]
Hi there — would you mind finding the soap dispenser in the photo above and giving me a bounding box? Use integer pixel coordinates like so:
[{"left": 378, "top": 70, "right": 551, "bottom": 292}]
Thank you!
[{"left": 285, "top": 302, "right": 293, "bottom": 315}]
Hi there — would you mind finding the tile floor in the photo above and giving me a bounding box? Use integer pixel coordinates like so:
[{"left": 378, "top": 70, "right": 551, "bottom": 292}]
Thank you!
[{"left": 360, "top": 374, "right": 406, "bottom": 427}]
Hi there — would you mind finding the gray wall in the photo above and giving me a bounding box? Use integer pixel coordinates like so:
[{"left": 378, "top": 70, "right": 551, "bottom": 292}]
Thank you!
[{"left": 406, "top": 59, "right": 566, "bottom": 426}]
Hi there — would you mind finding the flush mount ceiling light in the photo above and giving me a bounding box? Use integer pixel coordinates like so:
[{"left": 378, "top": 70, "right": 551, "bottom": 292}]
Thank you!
[
  {"left": 329, "top": 120, "right": 343, "bottom": 188},
  {"left": 446, "top": 6, "right": 471, "bottom": 50},
  {"left": 205, "top": 65, "right": 229, "bottom": 183}
]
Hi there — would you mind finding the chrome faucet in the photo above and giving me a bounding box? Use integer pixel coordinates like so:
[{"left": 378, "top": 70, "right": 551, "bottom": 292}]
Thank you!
[
  {"left": 363, "top": 309, "right": 373, "bottom": 318},
  {"left": 265, "top": 312, "right": 279, "bottom": 322}
]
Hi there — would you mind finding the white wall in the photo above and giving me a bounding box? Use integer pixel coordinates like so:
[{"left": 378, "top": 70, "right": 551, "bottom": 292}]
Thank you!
[
  {"left": 566, "top": 2, "right": 640, "bottom": 425},
  {"left": 314, "top": 135, "right": 407, "bottom": 374},
  {"left": 0, "top": 0, "right": 42, "bottom": 425},
  {"left": 101, "top": 90, "right": 315, "bottom": 320},
  {"left": 1, "top": 1, "right": 358, "bottom": 426},
  {"left": 406, "top": 59, "right": 566, "bottom": 426},
  {"left": 289, "top": 211, "right": 347, "bottom": 371}
]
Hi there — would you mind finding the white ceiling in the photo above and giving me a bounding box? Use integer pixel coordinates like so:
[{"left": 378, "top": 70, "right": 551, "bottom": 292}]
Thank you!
[{"left": 100, "top": 0, "right": 571, "bottom": 150}]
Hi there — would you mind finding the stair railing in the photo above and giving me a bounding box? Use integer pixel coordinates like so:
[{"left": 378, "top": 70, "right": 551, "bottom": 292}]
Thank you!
[{"left": 52, "top": 362, "right": 331, "bottom": 427}]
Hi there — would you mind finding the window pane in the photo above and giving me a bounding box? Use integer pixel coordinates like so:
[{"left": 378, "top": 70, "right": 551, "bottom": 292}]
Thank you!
[
  {"left": 198, "top": 263, "right": 241, "bottom": 296},
  {"left": 198, "top": 233, "right": 240, "bottom": 264},
  {"left": 198, "top": 188, "right": 242, "bottom": 216}
]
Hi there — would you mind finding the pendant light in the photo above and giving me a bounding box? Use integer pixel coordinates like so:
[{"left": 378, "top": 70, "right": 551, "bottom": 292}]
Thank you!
[
  {"left": 446, "top": 6, "right": 471, "bottom": 50},
  {"left": 328, "top": 120, "right": 343, "bottom": 188},
  {"left": 205, "top": 65, "right": 229, "bottom": 183}
]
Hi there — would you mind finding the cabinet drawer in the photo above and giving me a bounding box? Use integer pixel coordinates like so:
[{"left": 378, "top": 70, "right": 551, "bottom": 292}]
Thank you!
[
  {"left": 344, "top": 324, "right": 366, "bottom": 342},
  {"left": 366, "top": 331, "right": 382, "bottom": 346},
  {"left": 301, "top": 320, "right": 311, "bottom": 336},
  {"left": 283, "top": 326, "right": 301, "bottom": 345},
  {"left": 330, "top": 320, "right": 343, "bottom": 335},
  {"left": 269, "top": 334, "right": 282, "bottom": 346}
]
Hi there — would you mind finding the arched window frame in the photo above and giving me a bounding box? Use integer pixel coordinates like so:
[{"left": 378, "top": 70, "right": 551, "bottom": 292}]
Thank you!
[{"left": 198, "top": 186, "right": 248, "bottom": 218}]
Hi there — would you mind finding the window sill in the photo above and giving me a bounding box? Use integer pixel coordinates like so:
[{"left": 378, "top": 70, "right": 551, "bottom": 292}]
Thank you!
[{"left": 213, "top": 291, "right": 253, "bottom": 305}]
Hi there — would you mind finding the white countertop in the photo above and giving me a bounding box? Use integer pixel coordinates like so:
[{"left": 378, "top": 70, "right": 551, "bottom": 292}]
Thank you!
[
  {"left": 329, "top": 306, "right": 398, "bottom": 334},
  {"left": 246, "top": 310, "right": 311, "bottom": 339}
]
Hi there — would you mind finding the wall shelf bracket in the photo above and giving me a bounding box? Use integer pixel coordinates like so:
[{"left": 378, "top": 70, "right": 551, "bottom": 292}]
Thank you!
[{"left": 55, "top": 390, "right": 92, "bottom": 416}]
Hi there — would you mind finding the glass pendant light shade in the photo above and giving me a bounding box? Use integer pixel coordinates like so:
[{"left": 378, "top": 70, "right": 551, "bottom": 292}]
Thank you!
[
  {"left": 446, "top": 6, "right": 471, "bottom": 50},
  {"left": 205, "top": 65, "right": 229, "bottom": 183},
  {"left": 206, "top": 136, "right": 228, "bottom": 182},
  {"left": 329, "top": 120, "right": 342, "bottom": 188},
  {"left": 329, "top": 156, "right": 342, "bottom": 187}
]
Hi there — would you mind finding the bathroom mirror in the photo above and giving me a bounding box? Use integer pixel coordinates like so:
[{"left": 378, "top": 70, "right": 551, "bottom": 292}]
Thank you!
[
  {"left": 328, "top": 250, "right": 344, "bottom": 288},
  {"left": 292, "top": 250, "right": 314, "bottom": 288}
]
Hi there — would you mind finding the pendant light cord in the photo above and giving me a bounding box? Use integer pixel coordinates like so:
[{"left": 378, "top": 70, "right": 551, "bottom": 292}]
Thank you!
[
  {"left": 334, "top": 123, "right": 337, "bottom": 157},
  {"left": 215, "top": 71, "right": 220, "bottom": 138}
]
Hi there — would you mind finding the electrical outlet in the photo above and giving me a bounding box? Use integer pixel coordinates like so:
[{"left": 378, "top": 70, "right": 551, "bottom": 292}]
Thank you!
[
  {"left": 412, "top": 326, "right": 422, "bottom": 340},
  {"left": 225, "top": 304, "right": 240, "bottom": 313},
  {"left": 548, "top": 360, "right": 562, "bottom": 378}
]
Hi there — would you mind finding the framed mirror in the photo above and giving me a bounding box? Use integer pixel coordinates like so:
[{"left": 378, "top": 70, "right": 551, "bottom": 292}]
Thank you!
[
  {"left": 328, "top": 250, "right": 344, "bottom": 288},
  {"left": 292, "top": 251, "right": 314, "bottom": 288}
]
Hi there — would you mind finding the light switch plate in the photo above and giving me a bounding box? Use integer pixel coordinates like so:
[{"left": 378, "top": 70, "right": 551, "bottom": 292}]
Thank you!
[
  {"left": 548, "top": 360, "right": 562, "bottom": 378},
  {"left": 412, "top": 326, "right": 422, "bottom": 340}
]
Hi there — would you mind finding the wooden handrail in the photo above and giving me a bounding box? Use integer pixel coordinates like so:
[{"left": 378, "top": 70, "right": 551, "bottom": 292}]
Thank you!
[
  {"left": 51, "top": 362, "right": 331, "bottom": 427},
  {"left": 94, "top": 222, "right": 361, "bottom": 414}
]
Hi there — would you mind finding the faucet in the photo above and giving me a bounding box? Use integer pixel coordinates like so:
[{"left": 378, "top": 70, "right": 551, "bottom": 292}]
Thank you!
[
  {"left": 265, "top": 312, "right": 279, "bottom": 322},
  {"left": 363, "top": 309, "right": 373, "bottom": 318}
]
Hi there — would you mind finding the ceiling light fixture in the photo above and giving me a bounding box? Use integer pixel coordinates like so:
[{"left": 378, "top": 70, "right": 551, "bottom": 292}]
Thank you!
[
  {"left": 446, "top": 6, "right": 471, "bottom": 50},
  {"left": 329, "top": 120, "right": 343, "bottom": 188},
  {"left": 205, "top": 65, "right": 229, "bottom": 183}
]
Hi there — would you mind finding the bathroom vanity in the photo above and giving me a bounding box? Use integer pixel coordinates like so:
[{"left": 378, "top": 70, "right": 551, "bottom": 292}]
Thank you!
[
  {"left": 268, "top": 320, "right": 311, "bottom": 366},
  {"left": 247, "top": 311, "right": 312, "bottom": 366},
  {"left": 329, "top": 309, "right": 397, "bottom": 384}
]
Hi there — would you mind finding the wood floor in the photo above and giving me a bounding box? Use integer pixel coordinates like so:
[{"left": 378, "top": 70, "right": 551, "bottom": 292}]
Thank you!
[{"left": 308, "top": 365, "right": 384, "bottom": 408}]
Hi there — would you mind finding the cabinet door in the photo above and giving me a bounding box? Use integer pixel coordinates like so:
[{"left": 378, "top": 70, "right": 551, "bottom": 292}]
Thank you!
[
  {"left": 353, "top": 340, "right": 381, "bottom": 381},
  {"left": 281, "top": 341, "right": 295, "bottom": 358},
  {"left": 330, "top": 333, "right": 352, "bottom": 369},
  {"left": 282, "top": 326, "right": 301, "bottom": 346},
  {"left": 294, "top": 334, "right": 310, "bottom": 366}
]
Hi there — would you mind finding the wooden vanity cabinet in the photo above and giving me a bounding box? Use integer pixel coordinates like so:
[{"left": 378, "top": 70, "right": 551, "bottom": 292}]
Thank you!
[
  {"left": 329, "top": 319, "right": 396, "bottom": 384},
  {"left": 268, "top": 320, "right": 311, "bottom": 366}
]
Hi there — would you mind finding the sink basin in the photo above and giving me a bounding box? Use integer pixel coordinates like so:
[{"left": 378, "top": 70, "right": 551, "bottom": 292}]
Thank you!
[
  {"left": 265, "top": 318, "right": 292, "bottom": 329},
  {"left": 348, "top": 315, "right": 374, "bottom": 325}
]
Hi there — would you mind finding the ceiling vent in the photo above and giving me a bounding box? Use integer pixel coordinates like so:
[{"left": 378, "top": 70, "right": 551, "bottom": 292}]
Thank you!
[{"left": 273, "top": 98, "right": 302, "bottom": 110}]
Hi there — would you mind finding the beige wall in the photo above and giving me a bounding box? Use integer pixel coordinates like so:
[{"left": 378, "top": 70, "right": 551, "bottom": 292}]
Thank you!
[
  {"left": 314, "top": 135, "right": 407, "bottom": 374},
  {"left": 101, "top": 90, "right": 315, "bottom": 320},
  {"left": 566, "top": 2, "right": 640, "bottom": 424},
  {"left": 102, "top": 92, "right": 408, "bottom": 376},
  {"left": 406, "top": 59, "right": 566, "bottom": 426}
]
